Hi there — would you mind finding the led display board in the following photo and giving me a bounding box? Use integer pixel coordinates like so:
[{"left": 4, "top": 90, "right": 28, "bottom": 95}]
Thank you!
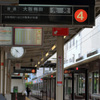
[
  {"left": 13, "top": 67, "right": 37, "bottom": 73},
  {"left": 2, "top": 6, "right": 95, "bottom": 26},
  {"left": 13, "top": 27, "right": 42, "bottom": 46},
  {"left": 0, "top": 27, "right": 12, "bottom": 45}
]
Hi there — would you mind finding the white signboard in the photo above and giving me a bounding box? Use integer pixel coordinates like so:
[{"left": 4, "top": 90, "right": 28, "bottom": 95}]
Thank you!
[
  {"left": 57, "top": 56, "right": 62, "bottom": 86},
  {"left": 15, "top": 63, "right": 21, "bottom": 70},
  {"left": 0, "top": 27, "right": 12, "bottom": 45},
  {"left": 14, "top": 27, "right": 42, "bottom": 46}
]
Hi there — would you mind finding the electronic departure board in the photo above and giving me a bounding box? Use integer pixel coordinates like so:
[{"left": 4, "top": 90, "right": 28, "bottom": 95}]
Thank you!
[
  {"left": 14, "top": 27, "right": 42, "bottom": 46},
  {"left": 1, "top": 5, "right": 95, "bottom": 26}
]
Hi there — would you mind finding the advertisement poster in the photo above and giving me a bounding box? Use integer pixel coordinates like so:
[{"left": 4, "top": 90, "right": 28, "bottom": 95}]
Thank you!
[{"left": 0, "top": 27, "right": 12, "bottom": 45}]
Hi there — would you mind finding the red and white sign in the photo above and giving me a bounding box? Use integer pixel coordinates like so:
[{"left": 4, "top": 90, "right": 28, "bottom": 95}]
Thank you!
[
  {"left": 15, "top": 63, "right": 21, "bottom": 70},
  {"left": 57, "top": 56, "right": 62, "bottom": 85},
  {"left": 74, "top": 9, "right": 88, "bottom": 23},
  {"left": 52, "top": 28, "right": 69, "bottom": 36}
]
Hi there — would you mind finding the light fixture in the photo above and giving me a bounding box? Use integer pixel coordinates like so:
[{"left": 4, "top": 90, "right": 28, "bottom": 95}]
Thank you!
[
  {"left": 41, "top": 58, "right": 44, "bottom": 61},
  {"left": 45, "top": 52, "right": 49, "bottom": 57},
  {"left": 38, "top": 62, "right": 40, "bottom": 65},
  {"left": 51, "top": 45, "right": 56, "bottom": 50},
  {"left": 64, "top": 36, "right": 66, "bottom": 39},
  {"left": 35, "top": 65, "right": 37, "bottom": 67}
]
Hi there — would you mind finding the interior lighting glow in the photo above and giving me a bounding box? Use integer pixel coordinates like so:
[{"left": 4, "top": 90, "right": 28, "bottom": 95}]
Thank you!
[
  {"left": 38, "top": 62, "right": 40, "bottom": 65},
  {"left": 41, "top": 58, "right": 44, "bottom": 61},
  {"left": 35, "top": 65, "right": 37, "bottom": 67},
  {"left": 41, "top": 78, "right": 42, "bottom": 81},
  {"left": 32, "top": 69, "right": 35, "bottom": 73},
  {"left": 51, "top": 75, "right": 53, "bottom": 78},
  {"left": 64, "top": 36, "right": 66, "bottom": 39},
  {"left": 45, "top": 52, "right": 49, "bottom": 57},
  {"left": 76, "top": 67, "right": 79, "bottom": 70},
  {"left": 51, "top": 45, "right": 56, "bottom": 50}
]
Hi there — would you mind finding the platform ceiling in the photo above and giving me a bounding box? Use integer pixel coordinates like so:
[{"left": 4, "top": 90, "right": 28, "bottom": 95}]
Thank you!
[{"left": 0, "top": 0, "right": 100, "bottom": 68}]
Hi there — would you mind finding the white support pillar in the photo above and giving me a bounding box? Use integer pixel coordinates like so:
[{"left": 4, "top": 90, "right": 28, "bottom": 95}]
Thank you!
[
  {"left": 0, "top": 50, "right": 4, "bottom": 94},
  {"left": 6, "top": 60, "right": 11, "bottom": 94},
  {"left": 4, "top": 52, "right": 8, "bottom": 95},
  {"left": 56, "top": 36, "right": 64, "bottom": 100}
]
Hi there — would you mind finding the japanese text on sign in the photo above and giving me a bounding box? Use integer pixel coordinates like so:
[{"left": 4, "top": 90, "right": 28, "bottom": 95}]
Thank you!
[{"left": 57, "top": 56, "right": 63, "bottom": 85}]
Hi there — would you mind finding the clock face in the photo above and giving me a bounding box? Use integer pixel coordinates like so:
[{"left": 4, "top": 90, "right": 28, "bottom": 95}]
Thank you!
[{"left": 11, "top": 47, "right": 24, "bottom": 58}]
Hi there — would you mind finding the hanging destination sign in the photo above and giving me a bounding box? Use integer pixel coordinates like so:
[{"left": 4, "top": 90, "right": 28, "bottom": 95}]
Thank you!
[{"left": 0, "top": 5, "right": 95, "bottom": 26}]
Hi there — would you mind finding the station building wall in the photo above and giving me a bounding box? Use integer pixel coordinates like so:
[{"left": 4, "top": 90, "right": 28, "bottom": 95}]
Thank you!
[{"left": 11, "top": 79, "right": 25, "bottom": 93}]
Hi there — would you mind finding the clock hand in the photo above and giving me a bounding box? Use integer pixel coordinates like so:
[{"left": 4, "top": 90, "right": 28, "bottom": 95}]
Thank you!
[{"left": 15, "top": 49, "right": 19, "bottom": 53}]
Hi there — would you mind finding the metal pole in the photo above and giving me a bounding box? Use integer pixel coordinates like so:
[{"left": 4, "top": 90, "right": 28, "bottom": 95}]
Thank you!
[
  {"left": 99, "top": 63, "right": 100, "bottom": 93},
  {"left": 54, "top": 78, "right": 56, "bottom": 100},
  {"left": 4, "top": 52, "right": 7, "bottom": 95},
  {"left": 6, "top": 60, "right": 11, "bottom": 94},
  {"left": 56, "top": 36, "right": 64, "bottom": 100},
  {"left": 72, "top": 72, "right": 74, "bottom": 100},
  {"left": 85, "top": 69, "right": 88, "bottom": 100},
  {"left": 46, "top": 80, "right": 47, "bottom": 100},
  {"left": 50, "top": 79, "right": 51, "bottom": 100},
  {"left": 1, "top": 49, "right": 4, "bottom": 94}
]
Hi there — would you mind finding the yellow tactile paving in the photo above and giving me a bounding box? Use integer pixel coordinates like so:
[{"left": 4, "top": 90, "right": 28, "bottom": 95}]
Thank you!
[{"left": 26, "top": 97, "right": 30, "bottom": 100}]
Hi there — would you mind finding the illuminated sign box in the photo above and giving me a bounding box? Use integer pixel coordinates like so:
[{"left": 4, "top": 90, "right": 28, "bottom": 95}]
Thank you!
[
  {"left": 0, "top": 27, "right": 12, "bottom": 45},
  {"left": 2, "top": 5, "right": 95, "bottom": 26},
  {"left": 13, "top": 27, "right": 42, "bottom": 46}
]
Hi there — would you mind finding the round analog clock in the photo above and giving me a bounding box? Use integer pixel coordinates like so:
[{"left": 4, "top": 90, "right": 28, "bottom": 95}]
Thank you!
[{"left": 11, "top": 47, "right": 24, "bottom": 58}]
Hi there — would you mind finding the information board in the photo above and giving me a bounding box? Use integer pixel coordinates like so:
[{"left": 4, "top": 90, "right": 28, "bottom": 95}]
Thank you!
[
  {"left": 14, "top": 27, "right": 42, "bottom": 46},
  {"left": 1, "top": 5, "right": 95, "bottom": 26},
  {"left": 0, "top": 27, "right": 12, "bottom": 45},
  {"left": 13, "top": 67, "right": 37, "bottom": 73}
]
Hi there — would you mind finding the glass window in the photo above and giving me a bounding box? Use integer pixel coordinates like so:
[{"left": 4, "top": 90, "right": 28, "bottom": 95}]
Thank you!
[
  {"left": 73, "top": 54, "right": 75, "bottom": 62},
  {"left": 93, "top": 72, "right": 99, "bottom": 93}
]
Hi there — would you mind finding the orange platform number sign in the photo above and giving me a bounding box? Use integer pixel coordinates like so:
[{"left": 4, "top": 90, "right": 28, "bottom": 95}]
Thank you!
[{"left": 74, "top": 9, "right": 88, "bottom": 23}]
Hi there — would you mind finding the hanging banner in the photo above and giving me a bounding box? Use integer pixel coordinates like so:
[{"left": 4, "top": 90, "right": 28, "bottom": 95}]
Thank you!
[{"left": 57, "top": 56, "right": 63, "bottom": 86}]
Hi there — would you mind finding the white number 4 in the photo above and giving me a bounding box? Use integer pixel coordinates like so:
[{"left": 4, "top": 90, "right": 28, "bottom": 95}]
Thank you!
[{"left": 77, "top": 11, "right": 84, "bottom": 20}]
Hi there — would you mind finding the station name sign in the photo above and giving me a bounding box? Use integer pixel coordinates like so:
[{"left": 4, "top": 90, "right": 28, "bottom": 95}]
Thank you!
[{"left": 0, "top": 5, "right": 95, "bottom": 26}]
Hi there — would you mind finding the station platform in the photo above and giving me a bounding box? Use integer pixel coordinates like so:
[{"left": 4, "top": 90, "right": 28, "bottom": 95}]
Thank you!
[{"left": 26, "top": 96, "right": 38, "bottom": 100}]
